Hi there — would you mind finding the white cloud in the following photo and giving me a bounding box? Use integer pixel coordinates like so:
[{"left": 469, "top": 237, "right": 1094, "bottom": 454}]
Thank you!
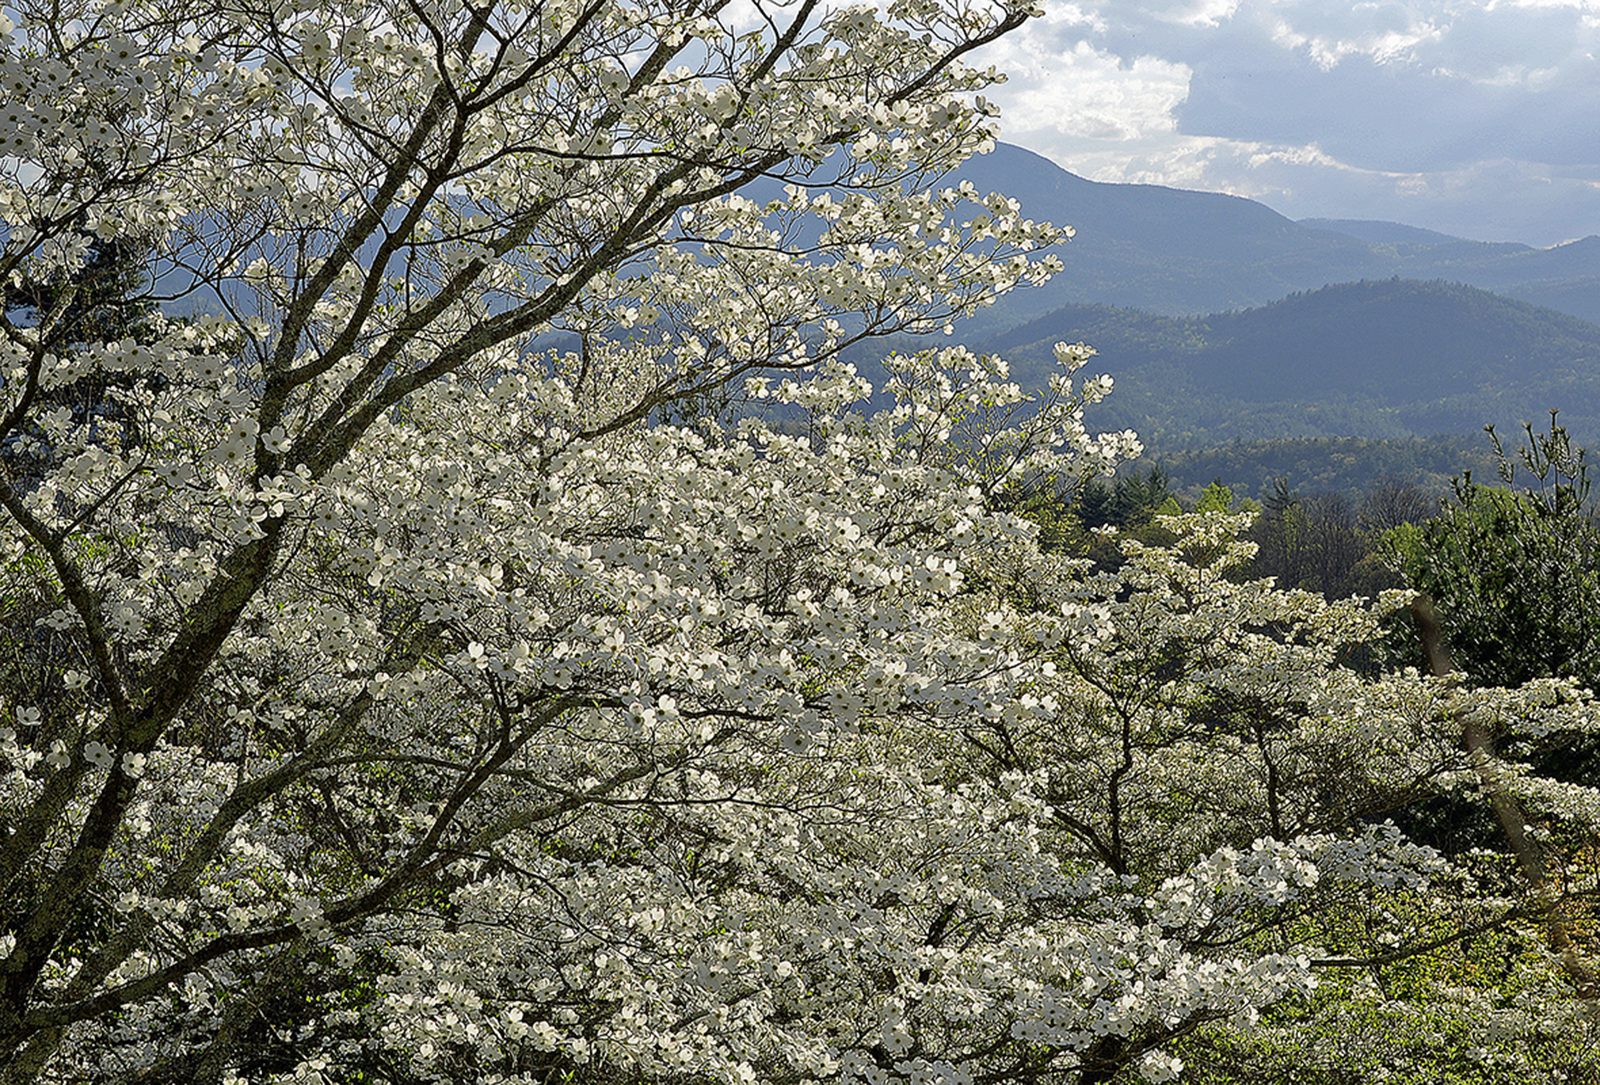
[
  {"left": 1261, "top": 2, "right": 1446, "bottom": 69},
  {"left": 1276, "top": 22, "right": 1446, "bottom": 69},
  {"left": 983, "top": 37, "right": 1192, "bottom": 143},
  {"left": 1160, "top": 0, "right": 1245, "bottom": 28},
  {"left": 1489, "top": 0, "right": 1600, "bottom": 11},
  {"left": 968, "top": 0, "right": 1600, "bottom": 244},
  {"left": 1032, "top": 1, "right": 1110, "bottom": 30}
]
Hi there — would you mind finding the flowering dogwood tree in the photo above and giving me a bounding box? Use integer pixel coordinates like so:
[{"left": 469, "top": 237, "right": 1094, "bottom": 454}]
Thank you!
[{"left": 3, "top": 0, "right": 1600, "bottom": 1082}]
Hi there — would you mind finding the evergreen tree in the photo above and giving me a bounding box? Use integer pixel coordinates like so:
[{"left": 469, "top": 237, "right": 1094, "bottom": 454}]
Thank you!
[
  {"left": 4, "top": 234, "right": 156, "bottom": 352},
  {"left": 1404, "top": 414, "right": 1600, "bottom": 692},
  {"left": 4, "top": 232, "right": 158, "bottom": 455}
]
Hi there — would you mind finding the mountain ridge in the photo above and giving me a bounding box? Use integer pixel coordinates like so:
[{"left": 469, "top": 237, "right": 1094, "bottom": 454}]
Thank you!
[
  {"left": 976, "top": 278, "right": 1600, "bottom": 447},
  {"left": 952, "top": 144, "right": 1600, "bottom": 328}
]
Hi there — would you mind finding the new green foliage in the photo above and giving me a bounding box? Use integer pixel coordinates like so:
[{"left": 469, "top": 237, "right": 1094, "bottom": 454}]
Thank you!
[{"left": 1398, "top": 415, "right": 1600, "bottom": 692}]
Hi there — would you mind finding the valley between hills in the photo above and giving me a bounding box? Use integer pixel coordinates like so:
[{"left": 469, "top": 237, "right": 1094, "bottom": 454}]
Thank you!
[{"left": 916, "top": 143, "right": 1600, "bottom": 497}]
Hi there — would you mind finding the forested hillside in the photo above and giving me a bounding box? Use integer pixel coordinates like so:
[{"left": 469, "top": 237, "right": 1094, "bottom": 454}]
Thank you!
[
  {"left": 980, "top": 279, "right": 1600, "bottom": 445},
  {"left": 1138, "top": 434, "right": 1501, "bottom": 502}
]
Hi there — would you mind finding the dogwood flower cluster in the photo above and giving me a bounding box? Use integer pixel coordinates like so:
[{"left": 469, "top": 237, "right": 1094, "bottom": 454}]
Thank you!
[
  {"left": 6, "top": 328, "right": 1598, "bottom": 1083},
  {"left": 3, "top": 0, "right": 1600, "bottom": 1081}
]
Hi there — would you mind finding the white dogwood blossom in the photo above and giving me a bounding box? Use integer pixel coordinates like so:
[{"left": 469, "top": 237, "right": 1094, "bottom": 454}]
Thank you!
[{"left": 1, "top": 0, "right": 1599, "bottom": 1082}]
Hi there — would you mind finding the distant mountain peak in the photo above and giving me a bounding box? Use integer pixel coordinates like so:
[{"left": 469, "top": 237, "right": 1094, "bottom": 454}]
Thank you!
[{"left": 940, "top": 145, "right": 1600, "bottom": 329}]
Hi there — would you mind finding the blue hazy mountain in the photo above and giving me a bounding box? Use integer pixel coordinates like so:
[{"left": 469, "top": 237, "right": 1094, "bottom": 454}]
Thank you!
[
  {"left": 1299, "top": 219, "right": 1471, "bottom": 246},
  {"left": 950, "top": 145, "right": 1600, "bottom": 329}
]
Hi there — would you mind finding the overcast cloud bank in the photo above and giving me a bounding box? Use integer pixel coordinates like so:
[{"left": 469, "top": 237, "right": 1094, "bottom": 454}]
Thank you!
[{"left": 975, "top": 0, "right": 1600, "bottom": 246}]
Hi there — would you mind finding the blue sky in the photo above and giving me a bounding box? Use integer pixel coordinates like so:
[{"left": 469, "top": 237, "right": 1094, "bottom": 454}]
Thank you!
[{"left": 972, "top": 0, "right": 1600, "bottom": 245}]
